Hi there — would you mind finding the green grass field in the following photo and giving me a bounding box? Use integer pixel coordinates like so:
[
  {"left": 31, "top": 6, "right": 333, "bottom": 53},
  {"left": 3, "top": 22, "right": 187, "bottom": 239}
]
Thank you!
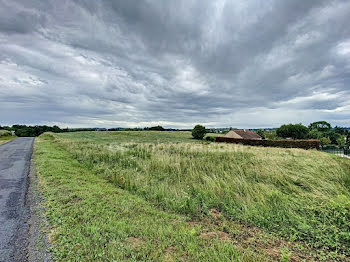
[{"left": 35, "top": 131, "right": 350, "bottom": 261}]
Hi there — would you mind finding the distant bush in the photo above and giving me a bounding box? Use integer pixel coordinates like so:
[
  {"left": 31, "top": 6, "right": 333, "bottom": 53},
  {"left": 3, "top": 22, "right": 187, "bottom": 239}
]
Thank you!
[
  {"left": 205, "top": 136, "right": 215, "bottom": 142},
  {"left": 145, "top": 126, "right": 165, "bottom": 131},
  {"left": 192, "top": 125, "right": 207, "bottom": 140},
  {"left": 0, "top": 130, "right": 11, "bottom": 137}
]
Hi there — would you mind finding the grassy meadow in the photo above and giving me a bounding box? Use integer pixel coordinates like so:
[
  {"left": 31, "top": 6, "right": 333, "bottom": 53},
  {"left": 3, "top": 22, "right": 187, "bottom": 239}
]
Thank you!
[{"left": 35, "top": 131, "right": 350, "bottom": 261}]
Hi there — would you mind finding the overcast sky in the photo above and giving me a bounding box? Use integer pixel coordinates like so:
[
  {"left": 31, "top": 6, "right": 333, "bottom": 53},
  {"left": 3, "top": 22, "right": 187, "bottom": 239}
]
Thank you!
[{"left": 1, "top": 0, "right": 350, "bottom": 128}]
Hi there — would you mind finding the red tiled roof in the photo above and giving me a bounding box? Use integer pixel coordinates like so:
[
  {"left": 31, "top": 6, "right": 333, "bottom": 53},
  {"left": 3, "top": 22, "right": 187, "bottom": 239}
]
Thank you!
[{"left": 231, "top": 130, "right": 261, "bottom": 140}]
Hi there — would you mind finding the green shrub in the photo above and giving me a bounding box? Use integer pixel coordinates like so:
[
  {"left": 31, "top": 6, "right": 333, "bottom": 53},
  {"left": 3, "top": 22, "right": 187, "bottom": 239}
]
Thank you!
[
  {"left": 205, "top": 136, "right": 215, "bottom": 142},
  {"left": 192, "top": 125, "right": 207, "bottom": 140},
  {"left": 320, "top": 137, "right": 331, "bottom": 146},
  {"left": 0, "top": 130, "right": 11, "bottom": 137}
]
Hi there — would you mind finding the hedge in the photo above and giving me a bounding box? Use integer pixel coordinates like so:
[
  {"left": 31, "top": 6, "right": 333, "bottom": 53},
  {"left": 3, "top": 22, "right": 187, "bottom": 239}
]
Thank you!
[{"left": 215, "top": 137, "right": 320, "bottom": 150}]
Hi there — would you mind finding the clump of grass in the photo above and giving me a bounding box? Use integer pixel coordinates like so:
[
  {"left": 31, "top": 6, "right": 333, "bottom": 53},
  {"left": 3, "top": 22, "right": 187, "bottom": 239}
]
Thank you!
[{"left": 47, "top": 131, "right": 350, "bottom": 258}]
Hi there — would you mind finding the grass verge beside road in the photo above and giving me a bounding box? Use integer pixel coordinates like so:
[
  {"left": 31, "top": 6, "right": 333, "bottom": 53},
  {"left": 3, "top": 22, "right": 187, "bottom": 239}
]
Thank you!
[{"left": 0, "top": 135, "right": 16, "bottom": 145}]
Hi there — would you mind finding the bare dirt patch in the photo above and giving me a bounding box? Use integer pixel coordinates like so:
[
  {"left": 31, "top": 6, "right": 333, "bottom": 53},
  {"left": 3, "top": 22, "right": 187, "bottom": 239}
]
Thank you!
[
  {"left": 199, "top": 231, "right": 231, "bottom": 241},
  {"left": 209, "top": 208, "right": 223, "bottom": 220},
  {"left": 164, "top": 246, "right": 176, "bottom": 255},
  {"left": 126, "top": 237, "right": 144, "bottom": 249}
]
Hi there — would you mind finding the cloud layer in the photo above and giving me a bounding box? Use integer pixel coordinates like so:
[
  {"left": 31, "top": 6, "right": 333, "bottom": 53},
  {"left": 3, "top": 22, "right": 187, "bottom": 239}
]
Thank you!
[{"left": 1, "top": 0, "right": 349, "bottom": 128}]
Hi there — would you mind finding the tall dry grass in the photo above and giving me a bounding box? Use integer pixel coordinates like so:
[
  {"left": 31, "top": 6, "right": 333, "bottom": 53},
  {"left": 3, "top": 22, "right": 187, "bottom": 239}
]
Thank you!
[{"left": 44, "top": 132, "right": 350, "bottom": 255}]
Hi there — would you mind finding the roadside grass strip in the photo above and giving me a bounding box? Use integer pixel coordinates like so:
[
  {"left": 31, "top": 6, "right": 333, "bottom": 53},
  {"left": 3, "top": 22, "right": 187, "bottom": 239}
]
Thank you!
[{"left": 0, "top": 135, "right": 16, "bottom": 145}]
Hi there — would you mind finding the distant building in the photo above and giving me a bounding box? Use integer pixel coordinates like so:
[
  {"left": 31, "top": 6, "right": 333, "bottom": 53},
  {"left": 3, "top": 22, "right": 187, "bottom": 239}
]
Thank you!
[{"left": 224, "top": 129, "right": 262, "bottom": 140}]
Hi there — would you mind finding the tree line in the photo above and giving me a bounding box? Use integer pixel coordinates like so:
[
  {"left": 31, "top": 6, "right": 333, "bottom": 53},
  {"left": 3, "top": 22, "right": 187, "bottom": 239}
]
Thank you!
[
  {"left": 0, "top": 125, "right": 185, "bottom": 137},
  {"left": 0, "top": 125, "right": 63, "bottom": 137},
  {"left": 257, "top": 121, "right": 349, "bottom": 147}
]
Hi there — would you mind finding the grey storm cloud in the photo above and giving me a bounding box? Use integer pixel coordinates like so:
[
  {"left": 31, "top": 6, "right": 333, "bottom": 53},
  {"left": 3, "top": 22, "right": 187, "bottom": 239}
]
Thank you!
[{"left": 0, "top": 0, "right": 350, "bottom": 128}]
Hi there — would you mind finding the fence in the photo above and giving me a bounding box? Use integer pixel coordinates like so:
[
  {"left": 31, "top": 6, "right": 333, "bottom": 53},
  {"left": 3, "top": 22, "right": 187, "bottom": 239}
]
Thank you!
[
  {"left": 215, "top": 137, "right": 320, "bottom": 150},
  {"left": 322, "top": 147, "right": 350, "bottom": 156}
]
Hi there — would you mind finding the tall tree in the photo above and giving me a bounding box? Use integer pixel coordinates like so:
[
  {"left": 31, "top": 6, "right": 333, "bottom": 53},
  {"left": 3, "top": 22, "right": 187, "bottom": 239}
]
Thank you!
[
  {"left": 276, "top": 123, "right": 309, "bottom": 139},
  {"left": 191, "top": 125, "right": 207, "bottom": 140},
  {"left": 308, "top": 121, "right": 331, "bottom": 131}
]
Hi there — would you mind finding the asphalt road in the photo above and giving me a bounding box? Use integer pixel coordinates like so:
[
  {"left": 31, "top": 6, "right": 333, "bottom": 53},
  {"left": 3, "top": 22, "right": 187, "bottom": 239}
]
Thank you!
[{"left": 0, "top": 138, "right": 34, "bottom": 262}]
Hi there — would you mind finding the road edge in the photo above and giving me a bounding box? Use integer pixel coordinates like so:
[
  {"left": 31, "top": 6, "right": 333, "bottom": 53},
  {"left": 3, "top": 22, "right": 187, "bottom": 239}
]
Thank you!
[
  {"left": 0, "top": 137, "right": 17, "bottom": 147},
  {"left": 26, "top": 153, "right": 53, "bottom": 262}
]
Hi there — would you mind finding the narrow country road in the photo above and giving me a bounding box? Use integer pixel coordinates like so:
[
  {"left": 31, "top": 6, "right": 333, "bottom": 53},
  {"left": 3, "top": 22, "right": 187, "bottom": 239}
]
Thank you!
[{"left": 0, "top": 138, "right": 34, "bottom": 262}]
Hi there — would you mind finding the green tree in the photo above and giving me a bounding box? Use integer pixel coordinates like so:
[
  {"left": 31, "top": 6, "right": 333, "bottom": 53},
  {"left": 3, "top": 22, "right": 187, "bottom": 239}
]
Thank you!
[
  {"left": 276, "top": 123, "right": 309, "bottom": 139},
  {"left": 333, "top": 126, "right": 346, "bottom": 135},
  {"left": 12, "top": 125, "right": 63, "bottom": 137},
  {"left": 191, "top": 125, "right": 207, "bottom": 140},
  {"left": 308, "top": 121, "right": 331, "bottom": 132},
  {"left": 256, "top": 129, "right": 265, "bottom": 139},
  {"left": 264, "top": 130, "right": 279, "bottom": 140},
  {"left": 307, "top": 129, "right": 323, "bottom": 139},
  {"left": 325, "top": 130, "right": 341, "bottom": 145},
  {"left": 337, "top": 135, "right": 346, "bottom": 148},
  {"left": 320, "top": 137, "right": 331, "bottom": 146},
  {"left": 147, "top": 126, "right": 165, "bottom": 131}
]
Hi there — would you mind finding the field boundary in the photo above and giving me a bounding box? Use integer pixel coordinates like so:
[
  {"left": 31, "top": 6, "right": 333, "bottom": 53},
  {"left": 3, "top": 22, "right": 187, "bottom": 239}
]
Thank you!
[{"left": 215, "top": 137, "right": 320, "bottom": 149}]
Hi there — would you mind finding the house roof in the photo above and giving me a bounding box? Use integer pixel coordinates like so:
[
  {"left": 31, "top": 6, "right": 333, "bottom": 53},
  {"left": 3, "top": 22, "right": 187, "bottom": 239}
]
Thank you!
[{"left": 224, "top": 129, "right": 262, "bottom": 140}]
